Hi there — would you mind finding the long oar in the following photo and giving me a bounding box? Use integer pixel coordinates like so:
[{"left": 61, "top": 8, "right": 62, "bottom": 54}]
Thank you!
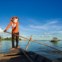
[{"left": 4, "top": 31, "right": 62, "bottom": 52}]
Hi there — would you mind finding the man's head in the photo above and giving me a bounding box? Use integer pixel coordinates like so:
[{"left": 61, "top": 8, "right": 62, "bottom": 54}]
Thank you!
[{"left": 11, "top": 16, "right": 18, "bottom": 22}]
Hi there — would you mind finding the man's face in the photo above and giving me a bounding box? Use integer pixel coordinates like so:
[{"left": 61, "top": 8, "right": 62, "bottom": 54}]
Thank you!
[{"left": 13, "top": 18, "right": 18, "bottom": 23}]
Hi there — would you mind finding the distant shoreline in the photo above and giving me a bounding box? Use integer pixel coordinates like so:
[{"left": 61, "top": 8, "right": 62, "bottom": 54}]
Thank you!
[
  {"left": 0, "top": 37, "right": 21, "bottom": 41},
  {"left": 0, "top": 37, "right": 62, "bottom": 41},
  {"left": 0, "top": 39, "right": 62, "bottom": 41}
]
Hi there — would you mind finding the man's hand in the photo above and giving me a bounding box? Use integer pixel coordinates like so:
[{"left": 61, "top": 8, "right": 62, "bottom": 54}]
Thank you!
[{"left": 4, "top": 30, "right": 7, "bottom": 32}]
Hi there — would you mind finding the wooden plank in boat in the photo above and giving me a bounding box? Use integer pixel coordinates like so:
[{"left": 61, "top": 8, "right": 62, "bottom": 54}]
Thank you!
[{"left": 3, "top": 48, "right": 21, "bottom": 56}]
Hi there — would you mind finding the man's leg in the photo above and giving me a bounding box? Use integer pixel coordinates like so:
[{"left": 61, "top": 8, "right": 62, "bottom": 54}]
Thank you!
[
  {"left": 16, "top": 32, "right": 19, "bottom": 48},
  {"left": 12, "top": 33, "right": 15, "bottom": 48}
]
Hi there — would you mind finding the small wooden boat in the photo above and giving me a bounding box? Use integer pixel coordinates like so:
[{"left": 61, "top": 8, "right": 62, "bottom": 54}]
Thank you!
[
  {"left": 0, "top": 48, "right": 51, "bottom": 62},
  {"left": 0, "top": 48, "right": 62, "bottom": 62}
]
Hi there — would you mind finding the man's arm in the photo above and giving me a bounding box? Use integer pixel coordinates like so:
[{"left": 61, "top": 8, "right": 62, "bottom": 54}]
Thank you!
[{"left": 4, "top": 21, "right": 12, "bottom": 32}]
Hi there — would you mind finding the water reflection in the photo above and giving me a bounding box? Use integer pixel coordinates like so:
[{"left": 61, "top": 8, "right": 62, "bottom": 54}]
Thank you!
[
  {"left": 0, "top": 40, "right": 62, "bottom": 53},
  {"left": 50, "top": 41, "right": 59, "bottom": 45}
]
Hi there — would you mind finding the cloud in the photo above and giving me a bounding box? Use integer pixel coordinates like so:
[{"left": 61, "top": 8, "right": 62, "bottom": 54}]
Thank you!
[
  {"left": 30, "top": 20, "right": 59, "bottom": 30},
  {"left": 20, "top": 19, "right": 62, "bottom": 36},
  {"left": 45, "top": 20, "right": 58, "bottom": 25},
  {"left": 0, "top": 28, "right": 3, "bottom": 33},
  {"left": 30, "top": 25, "right": 47, "bottom": 30}
]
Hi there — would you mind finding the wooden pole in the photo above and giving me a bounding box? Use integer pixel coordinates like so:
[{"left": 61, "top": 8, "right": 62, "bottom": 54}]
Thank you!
[{"left": 25, "top": 35, "right": 32, "bottom": 50}]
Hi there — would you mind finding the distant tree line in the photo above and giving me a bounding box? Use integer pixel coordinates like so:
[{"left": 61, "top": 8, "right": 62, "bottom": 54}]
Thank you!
[{"left": 0, "top": 36, "right": 21, "bottom": 41}]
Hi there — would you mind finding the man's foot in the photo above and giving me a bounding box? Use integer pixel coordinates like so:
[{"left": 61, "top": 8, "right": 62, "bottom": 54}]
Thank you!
[
  {"left": 18, "top": 46, "right": 20, "bottom": 48},
  {"left": 11, "top": 48, "right": 15, "bottom": 50},
  {"left": 16, "top": 46, "right": 20, "bottom": 49}
]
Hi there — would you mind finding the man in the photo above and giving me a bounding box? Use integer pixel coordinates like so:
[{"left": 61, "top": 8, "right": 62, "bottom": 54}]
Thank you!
[{"left": 4, "top": 16, "right": 19, "bottom": 50}]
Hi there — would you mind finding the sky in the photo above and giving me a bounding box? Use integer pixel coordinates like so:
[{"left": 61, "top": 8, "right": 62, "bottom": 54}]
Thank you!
[{"left": 0, "top": 0, "right": 62, "bottom": 40}]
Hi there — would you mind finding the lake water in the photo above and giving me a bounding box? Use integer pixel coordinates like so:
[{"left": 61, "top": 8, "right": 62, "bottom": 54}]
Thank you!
[{"left": 0, "top": 40, "right": 62, "bottom": 59}]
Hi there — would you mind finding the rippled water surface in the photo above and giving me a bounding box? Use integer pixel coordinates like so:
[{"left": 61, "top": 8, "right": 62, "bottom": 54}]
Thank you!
[{"left": 0, "top": 40, "right": 62, "bottom": 59}]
